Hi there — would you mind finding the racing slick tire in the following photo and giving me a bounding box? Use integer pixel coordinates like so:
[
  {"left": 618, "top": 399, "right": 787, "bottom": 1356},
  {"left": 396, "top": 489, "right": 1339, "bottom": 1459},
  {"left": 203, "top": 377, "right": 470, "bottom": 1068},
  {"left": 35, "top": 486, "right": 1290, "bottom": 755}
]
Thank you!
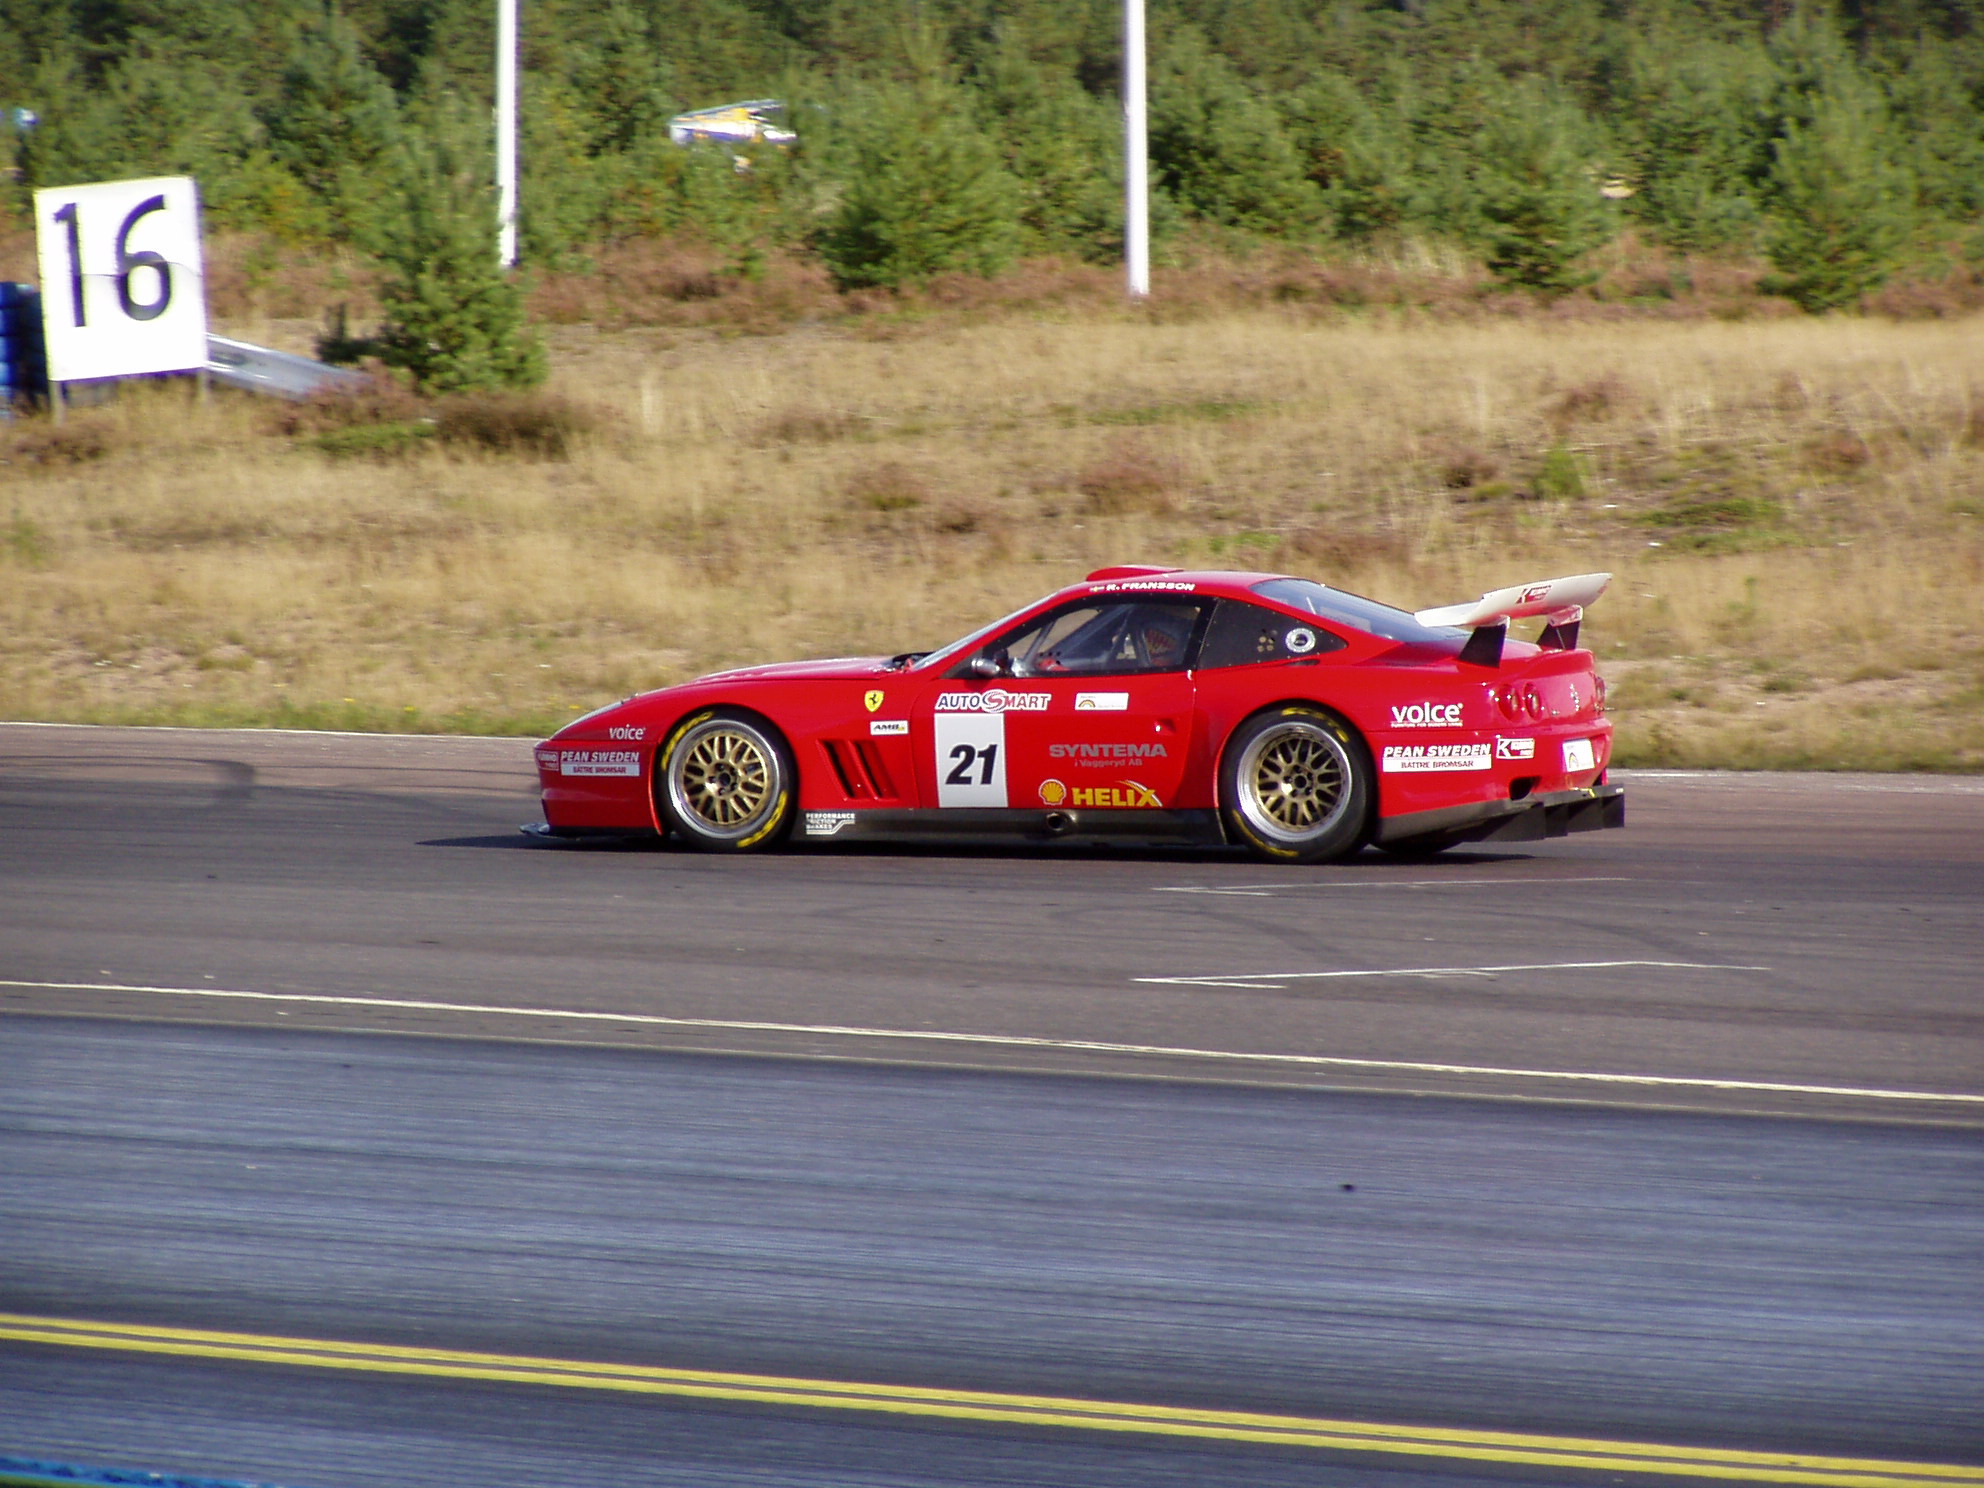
[
  {"left": 1219, "top": 704, "right": 1373, "bottom": 864},
  {"left": 656, "top": 708, "right": 797, "bottom": 852}
]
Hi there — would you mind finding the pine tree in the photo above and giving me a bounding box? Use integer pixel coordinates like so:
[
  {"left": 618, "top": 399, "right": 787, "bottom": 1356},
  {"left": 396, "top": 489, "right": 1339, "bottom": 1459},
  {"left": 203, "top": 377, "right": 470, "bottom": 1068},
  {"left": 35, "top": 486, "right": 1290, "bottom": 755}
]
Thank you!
[
  {"left": 1471, "top": 83, "right": 1616, "bottom": 295},
  {"left": 261, "top": 11, "right": 403, "bottom": 244},
  {"left": 816, "top": 83, "right": 1021, "bottom": 290},
  {"left": 976, "top": 46, "right": 1123, "bottom": 262},
  {"left": 1146, "top": 28, "right": 1323, "bottom": 237},
  {"left": 367, "top": 115, "right": 546, "bottom": 392},
  {"left": 1763, "top": 89, "right": 1913, "bottom": 312},
  {"left": 1621, "top": 39, "right": 1772, "bottom": 251}
]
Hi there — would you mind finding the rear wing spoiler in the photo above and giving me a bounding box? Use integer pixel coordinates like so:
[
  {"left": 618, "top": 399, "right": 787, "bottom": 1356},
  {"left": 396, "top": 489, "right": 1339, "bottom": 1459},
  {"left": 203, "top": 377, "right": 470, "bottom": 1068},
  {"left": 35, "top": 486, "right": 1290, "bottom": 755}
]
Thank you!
[{"left": 1414, "top": 573, "right": 1611, "bottom": 667}]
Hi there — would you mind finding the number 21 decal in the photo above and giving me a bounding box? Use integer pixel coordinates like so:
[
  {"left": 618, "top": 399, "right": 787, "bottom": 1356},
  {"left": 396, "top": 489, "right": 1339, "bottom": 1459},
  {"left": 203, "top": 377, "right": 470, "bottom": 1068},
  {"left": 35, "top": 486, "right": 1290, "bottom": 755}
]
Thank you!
[
  {"left": 945, "top": 743, "right": 999, "bottom": 786},
  {"left": 934, "top": 714, "right": 1007, "bottom": 806}
]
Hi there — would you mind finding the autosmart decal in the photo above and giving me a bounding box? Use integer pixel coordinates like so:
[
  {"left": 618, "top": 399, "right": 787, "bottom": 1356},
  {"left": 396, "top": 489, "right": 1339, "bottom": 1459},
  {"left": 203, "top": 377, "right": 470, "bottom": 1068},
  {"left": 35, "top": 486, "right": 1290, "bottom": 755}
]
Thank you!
[
  {"left": 1042, "top": 778, "right": 1160, "bottom": 807},
  {"left": 935, "top": 689, "right": 1051, "bottom": 713},
  {"left": 1087, "top": 580, "right": 1196, "bottom": 593},
  {"left": 1391, "top": 702, "right": 1464, "bottom": 728},
  {"left": 804, "top": 811, "right": 856, "bottom": 836},
  {"left": 1382, "top": 744, "right": 1491, "bottom": 773},
  {"left": 1048, "top": 742, "right": 1169, "bottom": 763},
  {"left": 559, "top": 749, "right": 641, "bottom": 777},
  {"left": 1074, "top": 692, "right": 1129, "bottom": 712},
  {"left": 1495, "top": 736, "right": 1536, "bottom": 761},
  {"left": 1563, "top": 738, "right": 1597, "bottom": 772},
  {"left": 607, "top": 725, "right": 645, "bottom": 741},
  {"left": 869, "top": 719, "right": 909, "bottom": 736}
]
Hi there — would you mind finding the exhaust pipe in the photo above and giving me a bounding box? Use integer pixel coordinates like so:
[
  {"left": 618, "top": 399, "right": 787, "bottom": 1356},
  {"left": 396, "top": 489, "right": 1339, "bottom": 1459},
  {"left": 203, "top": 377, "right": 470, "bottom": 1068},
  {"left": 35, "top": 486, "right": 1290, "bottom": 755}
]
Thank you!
[{"left": 1042, "top": 811, "right": 1073, "bottom": 836}]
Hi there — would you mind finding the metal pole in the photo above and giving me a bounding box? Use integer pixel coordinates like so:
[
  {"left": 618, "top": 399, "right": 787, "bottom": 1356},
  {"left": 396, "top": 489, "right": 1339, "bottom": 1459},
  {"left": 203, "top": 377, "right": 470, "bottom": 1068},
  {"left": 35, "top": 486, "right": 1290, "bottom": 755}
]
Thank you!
[
  {"left": 1123, "top": 0, "right": 1150, "bottom": 298},
  {"left": 495, "top": 0, "right": 518, "bottom": 268}
]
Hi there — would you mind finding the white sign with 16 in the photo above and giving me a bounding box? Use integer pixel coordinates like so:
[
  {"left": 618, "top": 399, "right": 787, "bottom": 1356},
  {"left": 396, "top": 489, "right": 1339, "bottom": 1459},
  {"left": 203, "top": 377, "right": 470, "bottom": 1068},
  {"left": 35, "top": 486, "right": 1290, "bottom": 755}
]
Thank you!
[{"left": 33, "top": 175, "right": 208, "bottom": 383}]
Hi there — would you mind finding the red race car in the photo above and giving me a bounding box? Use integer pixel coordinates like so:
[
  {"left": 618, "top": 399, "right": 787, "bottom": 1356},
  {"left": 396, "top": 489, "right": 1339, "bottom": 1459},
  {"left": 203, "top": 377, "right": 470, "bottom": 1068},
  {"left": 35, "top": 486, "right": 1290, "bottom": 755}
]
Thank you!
[{"left": 529, "top": 566, "right": 1623, "bottom": 863}]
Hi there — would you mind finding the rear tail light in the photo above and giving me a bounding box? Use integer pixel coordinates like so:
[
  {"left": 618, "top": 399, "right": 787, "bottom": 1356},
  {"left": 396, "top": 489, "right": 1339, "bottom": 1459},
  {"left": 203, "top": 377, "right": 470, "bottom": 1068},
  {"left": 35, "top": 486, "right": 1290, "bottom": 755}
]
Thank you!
[
  {"left": 1521, "top": 683, "right": 1544, "bottom": 720},
  {"left": 1593, "top": 675, "right": 1608, "bottom": 714},
  {"left": 1494, "top": 685, "right": 1519, "bottom": 720}
]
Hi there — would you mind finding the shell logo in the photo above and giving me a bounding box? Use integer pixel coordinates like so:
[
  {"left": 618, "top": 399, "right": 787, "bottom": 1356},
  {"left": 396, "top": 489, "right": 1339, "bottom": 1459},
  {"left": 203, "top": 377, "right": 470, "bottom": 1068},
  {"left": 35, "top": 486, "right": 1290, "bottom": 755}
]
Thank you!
[{"left": 1038, "top": 778, "right": 1068, "bottom": 806}]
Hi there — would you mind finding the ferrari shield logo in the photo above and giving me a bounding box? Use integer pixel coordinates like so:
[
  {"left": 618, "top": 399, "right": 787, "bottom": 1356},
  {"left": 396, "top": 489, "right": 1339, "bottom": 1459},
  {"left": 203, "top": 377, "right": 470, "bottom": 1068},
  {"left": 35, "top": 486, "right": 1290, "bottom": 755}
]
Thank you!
[{"left": 864, "top": 690, "right": 884, "bottom": 713}]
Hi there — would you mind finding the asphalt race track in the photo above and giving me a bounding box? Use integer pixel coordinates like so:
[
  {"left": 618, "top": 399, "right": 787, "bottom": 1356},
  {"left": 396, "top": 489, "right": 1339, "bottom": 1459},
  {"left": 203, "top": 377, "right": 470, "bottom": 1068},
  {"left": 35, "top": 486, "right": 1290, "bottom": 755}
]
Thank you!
[{"left": 1, "top": 723, "right": 1980, "bottom": 1488}]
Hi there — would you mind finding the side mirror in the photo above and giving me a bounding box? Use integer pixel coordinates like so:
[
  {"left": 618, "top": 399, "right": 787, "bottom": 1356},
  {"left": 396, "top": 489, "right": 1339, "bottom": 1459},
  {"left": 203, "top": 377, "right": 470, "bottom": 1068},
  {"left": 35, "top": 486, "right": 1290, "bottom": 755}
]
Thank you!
[{"left": 968, "top": 648, "right": 1011, "bottom": 679}]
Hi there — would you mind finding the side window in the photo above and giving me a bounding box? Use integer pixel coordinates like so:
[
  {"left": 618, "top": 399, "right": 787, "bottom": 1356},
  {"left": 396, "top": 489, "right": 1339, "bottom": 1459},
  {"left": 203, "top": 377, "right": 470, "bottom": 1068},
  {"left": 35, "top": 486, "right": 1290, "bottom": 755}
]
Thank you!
[
  {"left": 977, "top": 601, "right": 1204, "bottom": 677},
  {"left": 1196, "top": 599, "right": 1347, "bottom": 669}
]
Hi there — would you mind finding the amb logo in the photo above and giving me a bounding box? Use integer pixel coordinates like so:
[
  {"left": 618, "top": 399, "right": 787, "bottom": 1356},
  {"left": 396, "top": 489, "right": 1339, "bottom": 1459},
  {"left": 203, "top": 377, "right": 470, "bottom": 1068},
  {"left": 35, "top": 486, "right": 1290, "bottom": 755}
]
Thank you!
[{"left": 1041, "top": 778, "right": 1161, "bottom": 808}]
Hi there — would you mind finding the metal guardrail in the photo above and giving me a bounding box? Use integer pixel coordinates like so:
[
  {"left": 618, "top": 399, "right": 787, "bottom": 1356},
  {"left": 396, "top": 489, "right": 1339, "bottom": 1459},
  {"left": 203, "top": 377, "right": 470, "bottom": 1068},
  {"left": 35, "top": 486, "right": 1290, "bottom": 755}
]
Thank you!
[{"left": 205, "top": 335, "right": 364, "bottom": 399}]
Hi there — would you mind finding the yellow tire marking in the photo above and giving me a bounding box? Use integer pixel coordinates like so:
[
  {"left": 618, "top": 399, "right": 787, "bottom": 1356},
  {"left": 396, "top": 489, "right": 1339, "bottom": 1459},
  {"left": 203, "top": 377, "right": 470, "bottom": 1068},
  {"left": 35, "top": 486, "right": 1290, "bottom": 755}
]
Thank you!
[{"left": 1, "top": 1314, "right": 1976, "bottom": 1485}]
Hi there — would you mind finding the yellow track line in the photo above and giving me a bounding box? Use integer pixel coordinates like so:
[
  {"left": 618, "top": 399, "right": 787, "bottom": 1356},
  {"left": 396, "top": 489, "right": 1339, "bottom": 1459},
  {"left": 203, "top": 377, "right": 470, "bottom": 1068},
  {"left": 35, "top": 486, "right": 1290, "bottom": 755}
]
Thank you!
[{"left": 2, "top": 1314, "right": 1976, "bottom": 1485}]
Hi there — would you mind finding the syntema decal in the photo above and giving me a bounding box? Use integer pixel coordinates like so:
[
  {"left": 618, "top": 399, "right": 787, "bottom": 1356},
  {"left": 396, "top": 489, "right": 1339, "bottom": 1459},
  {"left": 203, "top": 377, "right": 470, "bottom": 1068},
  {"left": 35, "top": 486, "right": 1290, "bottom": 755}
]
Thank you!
[
  {"left": 1070, "top": 780, "right": 1162, "bottom": 808},
  {"left": 1074, "top": 692, "right": 1128, "bottom": 712},
  {"left": 935, "top": 689, "right": 1051, "bottom": 713},
  {"left": 804, "top": 811, "right": 856, "bottom": 837},
  {"left": 1495, "top": 736, "right": 1536, "bottom": 761},
  {"left": 607, "top": 725, "right": 645, "bottom": 741},
  {"left": 559, "top": 749, "right": 641, "bottom": 777},
  {"left": 1048, "top": 742, "right": 1170, "bottom": 765},
  {"left": 1382, "top": 744, "right": 1491, "bottom": 774},
  {"left": 1562, "top": 738, "right": 1596, "bottom": 773},
  {"left": 1390, "top": 701, "right": 1464, "bottom": 728},
  {"left": 869, "top": 719, "right": 909, "bottom": 737}
]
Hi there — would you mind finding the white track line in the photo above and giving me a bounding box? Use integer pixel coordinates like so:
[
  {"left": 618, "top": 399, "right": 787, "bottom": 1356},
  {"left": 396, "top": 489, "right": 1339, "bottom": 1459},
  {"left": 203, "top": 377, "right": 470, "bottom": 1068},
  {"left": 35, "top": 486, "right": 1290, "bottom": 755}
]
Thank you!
[
  {"left": 1138, "top": 958, "right": 1767, "bottom": 990},
  {"left": 1156, "top": 876, "right": 1631, "bottom": 897},
  {"left": 2, "top": 978, "right": 1976, "bottom": 1106}
]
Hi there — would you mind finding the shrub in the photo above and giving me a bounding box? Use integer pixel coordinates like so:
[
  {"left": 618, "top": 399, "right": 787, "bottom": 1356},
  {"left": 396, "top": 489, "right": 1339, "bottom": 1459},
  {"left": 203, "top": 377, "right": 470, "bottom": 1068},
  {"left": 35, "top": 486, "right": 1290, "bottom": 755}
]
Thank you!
[
  {"left": 1763, "top": 91, "right": 1912, "bottom": 312},
  {"left": 365, "top": 112, "right": 547, "bottom": 392},
  {"left": 816, "top": 85, "right": 1021, "bottom": 292},
  {"left": 1077, "top": 443, "right": 1182, "bottom": 514},
  {"left": 4, "top": 420, "right": 108, "bottom": 466},
  {"left": 434, "top": 391, "right": 599, "bottom": 458},
  {"left": 845, "top": 461, "right": 929, "bottom": 512},
  {"left": 1472, "top": 83, "right": 1617, "bottom": 296}
]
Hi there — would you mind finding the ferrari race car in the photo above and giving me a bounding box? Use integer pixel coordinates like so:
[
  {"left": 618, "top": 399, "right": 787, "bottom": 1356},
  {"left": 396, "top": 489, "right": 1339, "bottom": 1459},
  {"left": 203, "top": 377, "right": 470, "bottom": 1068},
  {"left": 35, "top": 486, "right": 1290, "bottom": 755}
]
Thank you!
[{"left": 529, "top": 567, "right": 1624, "bottom": 863}]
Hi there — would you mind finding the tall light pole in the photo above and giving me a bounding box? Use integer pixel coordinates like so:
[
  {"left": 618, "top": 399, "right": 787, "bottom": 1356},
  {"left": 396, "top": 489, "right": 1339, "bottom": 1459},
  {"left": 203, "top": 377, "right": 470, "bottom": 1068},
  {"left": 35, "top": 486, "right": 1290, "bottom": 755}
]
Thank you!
[
  {"left": 495, "top": 0, "right": 518, "bottom": 268},
  {"left": 1123, "top": 0, "right": 1149, "bottom": 298}
]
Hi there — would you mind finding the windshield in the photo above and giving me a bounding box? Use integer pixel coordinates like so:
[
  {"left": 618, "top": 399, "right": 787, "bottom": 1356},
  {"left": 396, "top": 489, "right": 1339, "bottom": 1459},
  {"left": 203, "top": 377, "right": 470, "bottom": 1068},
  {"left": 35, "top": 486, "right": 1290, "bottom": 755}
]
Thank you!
[
  {"left": 1252, "top": 577, "right": 1467, "bottom": 647},
  {"left": 916, "top": 599, "right": 1045, "bottom": 672}
]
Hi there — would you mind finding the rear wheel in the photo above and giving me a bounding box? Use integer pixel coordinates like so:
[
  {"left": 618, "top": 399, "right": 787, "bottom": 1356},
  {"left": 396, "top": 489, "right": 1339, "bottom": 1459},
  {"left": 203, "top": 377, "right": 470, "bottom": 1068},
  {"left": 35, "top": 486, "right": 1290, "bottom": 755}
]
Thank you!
[
  {"left": 1220, "top": 705, "right": 1372, "bottom": 864},
  {"left": 657, "top": 709, "right": 796, "bottom": 852}
]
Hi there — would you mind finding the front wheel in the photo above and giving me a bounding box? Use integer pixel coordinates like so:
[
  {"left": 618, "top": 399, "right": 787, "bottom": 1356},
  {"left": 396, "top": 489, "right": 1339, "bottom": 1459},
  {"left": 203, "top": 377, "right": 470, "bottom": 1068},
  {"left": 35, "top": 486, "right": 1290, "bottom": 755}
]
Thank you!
[
  {"left": 656, "top": 709, "right": 796, "bottom": 852},
  {"left": 1220, "top": 705, "right": 1373, "bottom": 864}
]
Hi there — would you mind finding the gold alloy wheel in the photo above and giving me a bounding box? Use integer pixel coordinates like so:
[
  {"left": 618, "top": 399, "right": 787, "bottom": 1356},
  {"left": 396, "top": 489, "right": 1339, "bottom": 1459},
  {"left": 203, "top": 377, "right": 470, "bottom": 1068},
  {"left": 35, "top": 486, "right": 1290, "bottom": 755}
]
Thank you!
[
  {"left": 668, "top": 719, "right": 780, "bottom": 839},
  {"left": 1235, "top": 719, "right": 1352, "bottom": 844}
]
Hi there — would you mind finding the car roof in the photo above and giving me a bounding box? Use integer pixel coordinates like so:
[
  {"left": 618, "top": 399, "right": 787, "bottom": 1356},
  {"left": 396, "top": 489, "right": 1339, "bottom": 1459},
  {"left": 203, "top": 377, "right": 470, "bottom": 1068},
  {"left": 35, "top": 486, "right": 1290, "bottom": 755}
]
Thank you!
[{"left": 1058, "top": 568, "right": 1292, "bottom": 602}]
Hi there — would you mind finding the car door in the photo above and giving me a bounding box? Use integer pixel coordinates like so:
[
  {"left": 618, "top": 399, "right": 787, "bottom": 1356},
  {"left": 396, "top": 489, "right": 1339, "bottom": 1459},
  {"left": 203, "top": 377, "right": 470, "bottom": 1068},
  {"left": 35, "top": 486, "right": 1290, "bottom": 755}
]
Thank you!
[{"left": 911, "top": 600, "right": 1203, "bottom": 812}]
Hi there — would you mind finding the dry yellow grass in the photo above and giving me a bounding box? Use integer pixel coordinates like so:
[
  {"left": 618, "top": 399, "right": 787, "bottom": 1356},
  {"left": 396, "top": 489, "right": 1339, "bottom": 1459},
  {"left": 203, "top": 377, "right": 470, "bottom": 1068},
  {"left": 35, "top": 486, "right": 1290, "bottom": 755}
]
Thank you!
[{"left": 3, "top": 311, "right": 1980, "bottom": 768}]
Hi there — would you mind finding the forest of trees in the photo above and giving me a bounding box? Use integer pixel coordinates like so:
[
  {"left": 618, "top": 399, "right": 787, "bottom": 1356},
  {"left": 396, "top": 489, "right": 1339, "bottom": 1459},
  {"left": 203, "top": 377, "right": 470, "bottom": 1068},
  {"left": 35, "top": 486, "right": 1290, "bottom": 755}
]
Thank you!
[{"left": 2, "top": 0, "right": 1979, "bottom": 324}]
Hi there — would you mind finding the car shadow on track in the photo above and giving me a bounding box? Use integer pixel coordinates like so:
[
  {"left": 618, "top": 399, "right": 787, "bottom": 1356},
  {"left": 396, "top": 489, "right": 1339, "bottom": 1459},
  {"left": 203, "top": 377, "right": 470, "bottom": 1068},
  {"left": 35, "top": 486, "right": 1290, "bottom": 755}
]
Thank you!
[{"left": 416, "top": 831, "right": 1539, "bottom": 868}]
